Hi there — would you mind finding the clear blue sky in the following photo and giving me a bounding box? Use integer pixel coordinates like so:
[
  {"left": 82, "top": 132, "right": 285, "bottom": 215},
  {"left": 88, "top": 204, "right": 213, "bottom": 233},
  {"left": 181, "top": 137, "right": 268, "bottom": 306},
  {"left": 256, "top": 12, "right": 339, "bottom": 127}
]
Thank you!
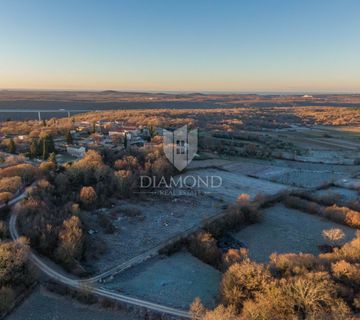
[{"left": 0, "top": 0, "right": 359, "bottom": 92}]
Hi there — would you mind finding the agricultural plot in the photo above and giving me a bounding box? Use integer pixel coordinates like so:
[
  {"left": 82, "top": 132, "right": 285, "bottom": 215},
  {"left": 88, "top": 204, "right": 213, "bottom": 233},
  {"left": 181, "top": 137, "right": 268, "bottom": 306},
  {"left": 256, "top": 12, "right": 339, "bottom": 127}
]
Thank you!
[
  {"left": 85, "top": 195, "right": 220, "bottom": 273},
  {"left": 7, "top": 287, "right": 138, "bottom": 320},
  {"left": 104, "top": 251, "right": 221, "bottom": 309},
  {"left": 231, "top": 204, "right": 356, "bottom": 262}
]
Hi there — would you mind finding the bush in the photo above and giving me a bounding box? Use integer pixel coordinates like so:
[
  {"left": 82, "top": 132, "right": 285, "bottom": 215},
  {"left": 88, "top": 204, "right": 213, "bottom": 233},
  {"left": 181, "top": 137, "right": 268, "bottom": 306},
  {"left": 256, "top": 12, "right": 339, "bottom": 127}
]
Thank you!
[
  {"left": 222, "top": 248, "right": 249, "bottom": 270},
  {"left": 80, "top": 186, "right": 97, "bottom": 209},
  {"left": 0, "top": 192, "right": 13, "bottom": 204},
  {"left": 0, "top": 238, "right": 31, "bottom": 287},
  {"left": 323, "top": 205, "right": 360, "bottom": 228},
  {"left": 197, "top": 304, "right": 238, "bottom": 320},
  {"left": 331, "top": 260, "right": 360, "bottom": 289},
  {"left": 187, "top": 231, "right": 222, "bottom": 268},
  {"left": 269, "top": 253, "right": 322, "bottom": 277},
  {"left": 0, "top": 221, "right": 8, "bottom": 240},
  {"left": 283, "top": 195, "right": 321, "bottom": 215},
  {"left": 56, "top": 216, "right": 84, "bottom": 267},
  {"left": 0, "top": 176, "right": 22, "bottom": 193},
  {"left": 0, "top": 164, "right": 38, "bottom": 185},
  {"left": 284, "top": 196, "right": 360, "bottom": 228},
  {"left": 320, "top": 231, "right": 360, "bottom": 263},
  {"left": 39, "top": 161, "right": 56, "bottom": 173},
  {"left": 242, "top": 272, "right": 350, "bottom": 320},
  {"left": 205, "top": 204, "right": 261, "bottom": 237},
  {"left": 190, "top": 297, "right": 206, "bottom": 319},
  {"left": 236, "top": 193, "right": 251, "bottom": 206},
  {"left": 322, "top": 228, "right": 346, "bottom": 247},
  {"left": 220, "top": 260, "right": 271, "bottom": 310}
]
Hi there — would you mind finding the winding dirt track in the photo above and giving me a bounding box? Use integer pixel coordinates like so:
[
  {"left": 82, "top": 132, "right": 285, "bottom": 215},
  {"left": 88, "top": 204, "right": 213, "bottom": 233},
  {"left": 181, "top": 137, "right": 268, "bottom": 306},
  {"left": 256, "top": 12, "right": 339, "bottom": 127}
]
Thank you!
[{"left": 7, "top": 190, "right": 191, "bottom": 319}]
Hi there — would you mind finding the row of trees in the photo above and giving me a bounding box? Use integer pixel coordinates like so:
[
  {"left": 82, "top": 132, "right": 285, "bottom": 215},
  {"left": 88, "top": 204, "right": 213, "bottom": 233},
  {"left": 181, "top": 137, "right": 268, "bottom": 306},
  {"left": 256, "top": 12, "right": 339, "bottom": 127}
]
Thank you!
[
  {"left": 284, "top": 195, "right": 360, "bottom": 228},
  {"left": 29, "top": 133, "right": 56, "bottom": 159}
]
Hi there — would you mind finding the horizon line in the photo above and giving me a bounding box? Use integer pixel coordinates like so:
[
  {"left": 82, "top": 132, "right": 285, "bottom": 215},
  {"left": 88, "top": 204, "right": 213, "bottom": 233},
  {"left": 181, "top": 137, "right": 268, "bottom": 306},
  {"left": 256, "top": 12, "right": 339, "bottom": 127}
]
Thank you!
[{"left": 1, "top": 88, "right": 360, "bottom": 96}]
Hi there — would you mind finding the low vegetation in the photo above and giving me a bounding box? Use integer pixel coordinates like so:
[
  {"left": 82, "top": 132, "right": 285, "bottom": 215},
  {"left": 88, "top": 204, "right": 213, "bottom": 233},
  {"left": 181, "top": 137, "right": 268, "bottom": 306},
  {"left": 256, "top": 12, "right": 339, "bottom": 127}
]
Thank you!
[
  {"left": 284, "top": 195, "right": 360, "bottom": 228},
  {"left": 191, "top": 231, "right": 360, "bottom": 319},
  {"left": 0, "top": 237, "right": 33, "bottom": 316}
]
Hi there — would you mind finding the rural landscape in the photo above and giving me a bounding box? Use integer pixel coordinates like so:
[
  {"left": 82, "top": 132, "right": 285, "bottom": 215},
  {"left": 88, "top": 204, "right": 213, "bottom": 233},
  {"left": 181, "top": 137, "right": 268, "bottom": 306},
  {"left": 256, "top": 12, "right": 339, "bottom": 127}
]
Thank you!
[
  {"left": 1, "top": 1, "right": 360, "bottom": 319},
  {"left": 0, "top": 92, "right": 359, "bottom": 319}
]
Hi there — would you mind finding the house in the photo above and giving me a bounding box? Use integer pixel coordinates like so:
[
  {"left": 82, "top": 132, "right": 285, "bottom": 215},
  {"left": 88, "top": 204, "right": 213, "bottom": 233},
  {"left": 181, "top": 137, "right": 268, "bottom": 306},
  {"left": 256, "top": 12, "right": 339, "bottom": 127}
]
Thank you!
[
  {"left": 66, "top": 146, "right": 86, "bottom": 158},
  {"left": 129, "top": 136, "right": 145, "bottom": 147},
  {"left": 108, "top": 131, "right": 124, "bottom": 137}
]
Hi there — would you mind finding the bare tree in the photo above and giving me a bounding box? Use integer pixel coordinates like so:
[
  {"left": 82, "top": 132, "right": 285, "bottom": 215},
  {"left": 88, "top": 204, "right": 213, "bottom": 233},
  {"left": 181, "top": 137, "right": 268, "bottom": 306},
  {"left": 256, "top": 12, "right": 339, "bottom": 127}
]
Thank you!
[{"left": 322, "top": 228, "right": 345, "bottom": 247}]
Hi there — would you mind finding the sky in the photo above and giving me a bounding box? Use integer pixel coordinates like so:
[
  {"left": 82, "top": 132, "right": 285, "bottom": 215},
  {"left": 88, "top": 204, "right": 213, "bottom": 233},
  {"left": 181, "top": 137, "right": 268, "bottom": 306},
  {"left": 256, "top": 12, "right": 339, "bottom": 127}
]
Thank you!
[{"left": 0, "top": 0, "right": 360, "bottom": 93}]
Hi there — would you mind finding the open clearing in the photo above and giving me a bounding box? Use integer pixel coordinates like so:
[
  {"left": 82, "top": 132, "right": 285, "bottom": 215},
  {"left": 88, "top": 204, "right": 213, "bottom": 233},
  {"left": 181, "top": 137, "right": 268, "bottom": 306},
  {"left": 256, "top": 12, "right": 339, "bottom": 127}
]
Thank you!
[
  {"left": 7, "top": 287, "right": 139, "bottom": 320},
  {"left": 104, "top": 251, "right": 221, "bottom": 309},
  {"left": 180, "top": 168, "right": 289, "bottom": 203},
  {"left": 232, "top": 203, "right": 356, "bottom": 262},
  {"left": 222, "top": 158, "right": 358, "bottom": 188},
  {"left": 86, "top": 195, "right": 220, "bottom": 273}
]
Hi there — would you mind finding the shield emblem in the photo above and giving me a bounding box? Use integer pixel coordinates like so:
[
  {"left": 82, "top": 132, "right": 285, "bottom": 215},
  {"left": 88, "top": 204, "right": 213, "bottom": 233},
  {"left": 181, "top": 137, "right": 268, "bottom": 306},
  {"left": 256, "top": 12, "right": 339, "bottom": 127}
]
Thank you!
[{"left": 163, "top": 125, "right": 198, "bottom": 171}]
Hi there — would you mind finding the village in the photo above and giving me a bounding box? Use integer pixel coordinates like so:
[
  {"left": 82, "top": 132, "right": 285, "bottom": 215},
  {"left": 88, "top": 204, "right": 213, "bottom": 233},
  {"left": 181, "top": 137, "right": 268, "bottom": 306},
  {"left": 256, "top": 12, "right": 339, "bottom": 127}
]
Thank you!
[{"left": 0, "top": 119, "right": 160, "bottom": 163}]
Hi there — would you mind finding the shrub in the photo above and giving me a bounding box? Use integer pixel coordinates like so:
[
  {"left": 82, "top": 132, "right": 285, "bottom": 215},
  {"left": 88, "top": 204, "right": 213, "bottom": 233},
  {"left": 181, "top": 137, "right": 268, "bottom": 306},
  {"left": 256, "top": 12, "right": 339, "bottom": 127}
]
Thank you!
[
  {"left": 220, "top": 260, "right": 271, "bottom": 310},
  {"left": 80, "top": 186, "right": 97, "bottom": 209},
  {"left": 114, "top": 156, "right": 139, "bottom": 171},
  {"left": 242, "top": 281, "right": 293, "bottom": 320},
  {"left": 39, "top": 161, "right": 56, "bottom": 173},
  {"left": 56, "top": 216, "right": 84, "bottom": 267},
  {"left": 281, "top": 272, "right": 350, "bottom": 319},
  {"left": 236, "top": 193, "right": 251, "bottom": 206},
  {"left": 0, "top": 164, "right": 38, "bottom": 185},
  {"left": 269, "top": 253, "right": 322, "bottom": 277},
  {"left": 115, "top": 170, "right": 137, "bottom": 196},
  {"left": 242, "top": 272, "right": 350, "bottom": 320},
  {"left": 283, "top": 195, "right": 321, "bottom": 215},
  {"left": 0, "top": 238, "right": 30, "bottom": 286},
  {"left": 190, "top": 297, "right": 206, "bottom": 320},
  {"left": 320, "top": 231, "right": 360, "bottom": 263},
  {"left": 354, "top": 295, "right": 360, "bottom": 311},
  {"left": 187, "top": 231, "right": 222, "bottom": 268},
  {"left": 322, "top": 228, "right": 346, "bottom": 247},
  {"left": 0, "top": 221, "right": 8, "bottom": 240},
  {"left": 331, "top": 260, "right": 360, "bottom": 289},
  {"left": 323, "top": 205, "right": 359, "bottom": 227},
  {"left": 201, "top": 305, "right": 238, "bottom": 320},
  {"left": 222, "top": 248, "right": 249, "bottom": 270},
  {"left": 205, "top": 204, "right": 261, "bottom": 237},
  {"left": 0, "top": 192, "right": 13, "bottom": 204},
  {"left": 284, "top": 196, "right": 360, "bottom": 228},
  {"left": 0, "top": 176, "right": 22, "bottom": 193}
]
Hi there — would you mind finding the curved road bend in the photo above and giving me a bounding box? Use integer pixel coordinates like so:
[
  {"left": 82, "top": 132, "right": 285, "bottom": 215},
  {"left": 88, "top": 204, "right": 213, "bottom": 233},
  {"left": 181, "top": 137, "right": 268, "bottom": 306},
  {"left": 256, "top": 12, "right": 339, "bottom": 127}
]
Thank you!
[{"left": 7, "top": 191, "right": 191, "bottom": 319}]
